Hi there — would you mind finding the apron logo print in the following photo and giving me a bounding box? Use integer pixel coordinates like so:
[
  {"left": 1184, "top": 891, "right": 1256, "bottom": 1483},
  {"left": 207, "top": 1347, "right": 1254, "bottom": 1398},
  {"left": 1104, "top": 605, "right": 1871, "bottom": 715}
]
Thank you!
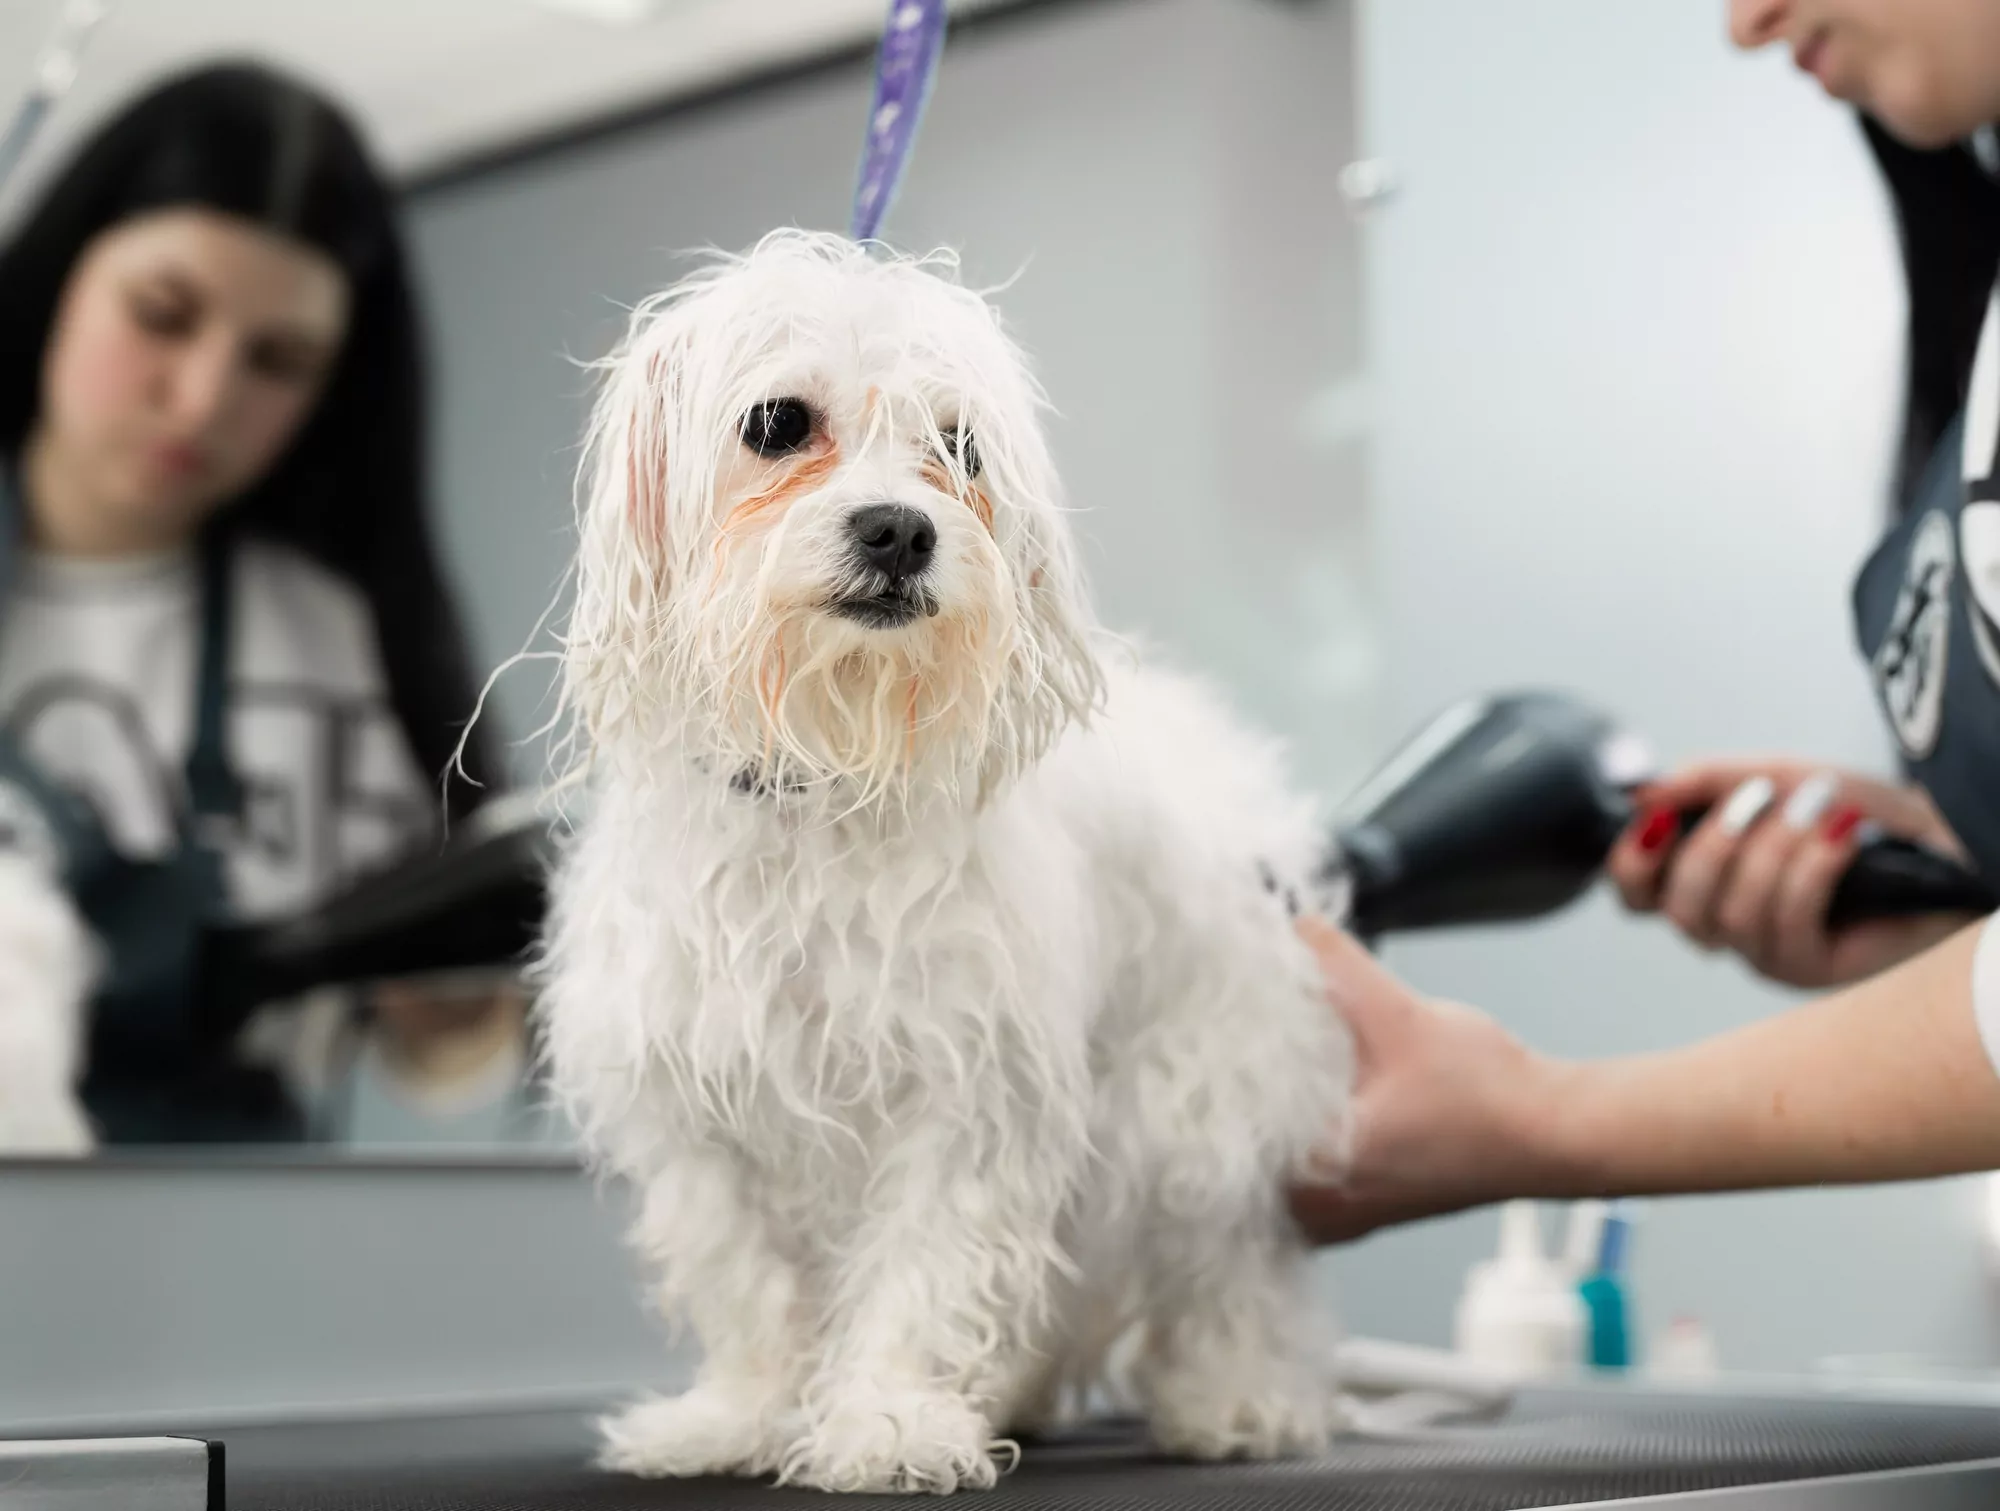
[{"left": 1874, "top": 509, "right": 1956, "bottom": 760}]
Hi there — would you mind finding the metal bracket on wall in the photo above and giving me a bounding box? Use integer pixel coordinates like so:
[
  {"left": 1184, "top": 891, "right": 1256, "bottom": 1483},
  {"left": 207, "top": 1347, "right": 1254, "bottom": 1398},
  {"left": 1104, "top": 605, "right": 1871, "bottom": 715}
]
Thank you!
[{"left": 1339, "top": 157, "right": 1401, "bottom": 215}]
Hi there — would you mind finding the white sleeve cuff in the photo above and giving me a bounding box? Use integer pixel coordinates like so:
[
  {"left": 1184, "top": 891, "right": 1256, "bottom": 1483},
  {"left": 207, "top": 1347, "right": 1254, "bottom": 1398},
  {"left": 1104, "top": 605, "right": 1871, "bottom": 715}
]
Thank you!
[{"left": 1973, "top": 913, "right": 2000, "bottom": 1083}]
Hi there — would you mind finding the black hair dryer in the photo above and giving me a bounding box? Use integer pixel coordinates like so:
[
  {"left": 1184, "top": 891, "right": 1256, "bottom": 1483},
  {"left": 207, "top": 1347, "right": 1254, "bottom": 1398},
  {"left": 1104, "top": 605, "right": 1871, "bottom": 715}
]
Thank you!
[
  {"left": 196, "top": 801, "right": 556, "bottom": 1039},
  {"left": 1324, "top": 691, "right": 1998, "bottom": 939}
]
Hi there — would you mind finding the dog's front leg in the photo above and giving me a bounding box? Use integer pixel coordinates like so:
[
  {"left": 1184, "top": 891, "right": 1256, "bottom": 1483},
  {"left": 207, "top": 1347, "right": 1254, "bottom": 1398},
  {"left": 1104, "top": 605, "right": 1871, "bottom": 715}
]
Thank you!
[
  {"left": 599, "top": 1147, "right": 809, "bottom": 1480},
  {"left": 781, "top": 1123, "right": 1075, "bottom": 1495}
]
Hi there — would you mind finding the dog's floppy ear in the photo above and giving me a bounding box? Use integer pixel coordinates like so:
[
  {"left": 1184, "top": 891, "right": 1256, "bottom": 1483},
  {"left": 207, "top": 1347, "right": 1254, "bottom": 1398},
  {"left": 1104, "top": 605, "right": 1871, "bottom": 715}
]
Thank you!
[
  {"left": 1018, "top": 506, "right": 1101, "bottom": 713},
  {"left": 588, "top": 328, "right": 684, "bottom": 597},
  {"left": 622, "top": 349, "right": 676, "bottom": 572},
  {"left": 564, "top": 310, "right": 694, "bottom": 752},
  {"left": 985, "top": 453, "right": 1105, "bottom": 785}
]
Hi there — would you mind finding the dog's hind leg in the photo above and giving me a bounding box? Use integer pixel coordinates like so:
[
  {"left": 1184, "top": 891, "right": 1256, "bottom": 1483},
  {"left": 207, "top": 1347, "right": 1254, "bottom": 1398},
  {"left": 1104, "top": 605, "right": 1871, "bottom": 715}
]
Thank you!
[
  {"left": 1120, "top": 935, "right": 1349, "bottom": 1461},
  {"left": 599, "top": 1149, "right": 810, "bottom": 1481},
  {"left": 1131, "top": 1189, "right": 1338, "bottom": 1461}
]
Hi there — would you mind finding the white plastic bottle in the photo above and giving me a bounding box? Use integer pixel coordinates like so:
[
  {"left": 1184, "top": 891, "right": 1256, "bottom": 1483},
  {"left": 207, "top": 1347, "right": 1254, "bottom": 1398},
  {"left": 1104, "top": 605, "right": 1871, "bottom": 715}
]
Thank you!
[
  {"left": 1453, "top": 1200, "right": 1587, "bottom": 1376},
  {"left": 1560, "top": 1199, "right": 1609, "bottom": 1282}
]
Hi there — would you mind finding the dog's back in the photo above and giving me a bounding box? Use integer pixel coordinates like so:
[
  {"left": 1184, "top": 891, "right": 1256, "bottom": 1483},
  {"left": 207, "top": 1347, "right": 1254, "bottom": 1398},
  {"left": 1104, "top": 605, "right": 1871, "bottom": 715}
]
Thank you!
[{"left": 992, "top": 653, "right": 1351, "bottom": 1428}]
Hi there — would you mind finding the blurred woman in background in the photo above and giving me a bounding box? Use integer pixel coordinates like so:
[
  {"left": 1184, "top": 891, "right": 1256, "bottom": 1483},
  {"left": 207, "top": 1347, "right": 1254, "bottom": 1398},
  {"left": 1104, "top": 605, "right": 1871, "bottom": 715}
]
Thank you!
[{"left": 0, "top": 62, "right": 505, "bottom": 1148}]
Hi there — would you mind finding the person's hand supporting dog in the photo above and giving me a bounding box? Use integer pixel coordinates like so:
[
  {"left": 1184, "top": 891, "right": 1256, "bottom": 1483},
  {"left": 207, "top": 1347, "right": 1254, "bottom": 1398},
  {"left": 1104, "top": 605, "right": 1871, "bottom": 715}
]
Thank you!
[{"left": 1289, "top": 915, "right": 2000, "bottom": 1245}]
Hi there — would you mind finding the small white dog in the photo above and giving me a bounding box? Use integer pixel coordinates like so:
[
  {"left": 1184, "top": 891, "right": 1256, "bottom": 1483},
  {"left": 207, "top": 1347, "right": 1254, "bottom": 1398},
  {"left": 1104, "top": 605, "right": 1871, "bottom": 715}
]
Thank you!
[
  {"left": 537, "top": 230, "right": 1354, "bottom": 1494},
  {"left": 0, "top": 851, "right": 96, "bottom": 1154}
]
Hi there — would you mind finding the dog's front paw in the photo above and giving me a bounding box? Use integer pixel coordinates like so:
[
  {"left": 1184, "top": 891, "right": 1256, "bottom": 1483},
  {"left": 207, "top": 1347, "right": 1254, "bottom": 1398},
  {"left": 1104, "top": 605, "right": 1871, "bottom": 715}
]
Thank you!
[
  {"left": 599, "top": 1386, "right": 796, "bottom": 1480},
  {"left": 782, "top": 1388, "right": 1010, "bottom": 1494},
  {"left": 1146, "top": 1361, "right": 1335, "bottom": 1462}
]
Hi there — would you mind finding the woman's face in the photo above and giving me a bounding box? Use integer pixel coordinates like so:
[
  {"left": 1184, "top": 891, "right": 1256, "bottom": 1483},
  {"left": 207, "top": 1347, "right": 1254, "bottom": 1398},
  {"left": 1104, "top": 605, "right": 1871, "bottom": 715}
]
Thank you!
[
  {"left": 1730, "top": 0, "right": 2000, "bottom": 147},
  {"left": 34, "top": 207, "right": 348, "bottom": 550}
]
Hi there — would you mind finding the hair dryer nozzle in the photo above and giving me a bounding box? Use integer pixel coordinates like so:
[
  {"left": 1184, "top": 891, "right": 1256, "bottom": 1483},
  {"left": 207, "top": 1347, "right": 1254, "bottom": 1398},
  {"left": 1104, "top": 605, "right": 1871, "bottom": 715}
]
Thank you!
[{"left": 1327, "top": 692, "right": 1639, "bottom": 937}]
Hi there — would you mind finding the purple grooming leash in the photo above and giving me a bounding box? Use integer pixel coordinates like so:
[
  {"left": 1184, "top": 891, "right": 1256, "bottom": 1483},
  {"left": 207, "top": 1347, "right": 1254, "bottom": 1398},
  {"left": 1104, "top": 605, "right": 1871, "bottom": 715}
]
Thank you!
[
  {"left": 0, "top": 1, "right": 113, "bottom": 202},
  {"left": 850, "top": 0, "right": 949, "bottom": 244}
]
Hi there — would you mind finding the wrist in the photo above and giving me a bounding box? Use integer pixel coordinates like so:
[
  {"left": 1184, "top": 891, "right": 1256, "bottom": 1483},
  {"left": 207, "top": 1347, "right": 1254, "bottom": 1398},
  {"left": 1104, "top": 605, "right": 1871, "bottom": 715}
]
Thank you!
[{"left": 1505, "top": 1053, "right": 1606, "bottom": 1198}]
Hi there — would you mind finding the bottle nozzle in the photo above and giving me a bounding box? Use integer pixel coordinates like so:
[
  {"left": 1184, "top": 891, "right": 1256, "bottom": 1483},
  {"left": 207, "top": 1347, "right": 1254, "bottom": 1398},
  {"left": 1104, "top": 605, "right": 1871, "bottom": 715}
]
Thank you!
[
  {"left": 1498, "top": 1200, "right": 1545, "bottom": 1264},
  {"left": 1562, "top": 1199, "right": 1609, "bottom": 1275}
]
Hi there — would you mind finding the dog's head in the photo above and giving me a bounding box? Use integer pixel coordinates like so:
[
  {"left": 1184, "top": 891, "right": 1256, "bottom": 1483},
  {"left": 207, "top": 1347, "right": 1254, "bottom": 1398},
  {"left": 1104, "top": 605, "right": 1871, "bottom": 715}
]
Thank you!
[{"left": 566, "top": 231, "right": 1103, "bottom": 808}]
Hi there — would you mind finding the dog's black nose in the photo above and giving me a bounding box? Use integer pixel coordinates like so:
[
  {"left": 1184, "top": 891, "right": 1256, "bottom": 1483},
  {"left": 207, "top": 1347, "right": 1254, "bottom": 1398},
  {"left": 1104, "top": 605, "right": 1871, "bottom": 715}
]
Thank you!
[{"left": 846, "top": 503, "right": 936, "bottom": 582}]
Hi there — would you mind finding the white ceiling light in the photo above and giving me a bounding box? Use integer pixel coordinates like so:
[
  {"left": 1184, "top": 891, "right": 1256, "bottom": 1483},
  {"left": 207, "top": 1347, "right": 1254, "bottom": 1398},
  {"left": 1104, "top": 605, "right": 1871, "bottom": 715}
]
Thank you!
[{"left": 527, "top": 0, "right": 675, "bottom": 25}]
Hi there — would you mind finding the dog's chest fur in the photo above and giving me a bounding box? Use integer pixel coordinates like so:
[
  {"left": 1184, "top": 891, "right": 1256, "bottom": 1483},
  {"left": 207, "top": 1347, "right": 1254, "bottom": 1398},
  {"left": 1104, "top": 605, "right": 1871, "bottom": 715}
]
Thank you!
[
  {"left": 556, "top": 766, "right": 1086, "bottom": 1146},
  {"left": 545, "top": 660, "right": 1333, "bottom": 1228}
]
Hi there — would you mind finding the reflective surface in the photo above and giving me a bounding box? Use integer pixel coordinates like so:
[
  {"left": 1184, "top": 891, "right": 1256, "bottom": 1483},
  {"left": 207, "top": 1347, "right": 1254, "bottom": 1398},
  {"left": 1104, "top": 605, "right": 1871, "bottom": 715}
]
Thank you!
[{"left": 0, "top": 0, "right": 1374, "bottom": 1162}]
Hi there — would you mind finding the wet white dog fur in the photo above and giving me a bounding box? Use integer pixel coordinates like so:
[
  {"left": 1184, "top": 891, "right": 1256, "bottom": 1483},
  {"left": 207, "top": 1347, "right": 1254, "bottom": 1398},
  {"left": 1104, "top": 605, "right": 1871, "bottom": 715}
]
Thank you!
[
  {"left": 0, "top": 853, "right": 96, "bottom": 1154},
  {"left": 536, "top": 230, "right": 1354, "bottom": 1494}
]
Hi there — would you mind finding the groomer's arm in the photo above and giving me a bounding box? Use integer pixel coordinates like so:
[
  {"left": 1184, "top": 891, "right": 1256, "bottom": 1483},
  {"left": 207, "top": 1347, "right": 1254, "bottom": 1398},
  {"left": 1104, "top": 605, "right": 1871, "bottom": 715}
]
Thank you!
[{"left": 1290, "top": 916, "right": 2000, "bottom": 1244}]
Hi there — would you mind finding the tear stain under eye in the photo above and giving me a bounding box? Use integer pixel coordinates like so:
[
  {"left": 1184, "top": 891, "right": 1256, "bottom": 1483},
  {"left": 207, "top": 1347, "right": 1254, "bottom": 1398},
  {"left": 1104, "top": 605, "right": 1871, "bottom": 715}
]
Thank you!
[
  {"left": 710, "top": 446, "right": 846, "bottom": 589},
  {"left": 724, "top": 445, "right": 844, "bottom": 534},
  {"left": 919, "top": 459, "right": 994, "bottom": 535}
]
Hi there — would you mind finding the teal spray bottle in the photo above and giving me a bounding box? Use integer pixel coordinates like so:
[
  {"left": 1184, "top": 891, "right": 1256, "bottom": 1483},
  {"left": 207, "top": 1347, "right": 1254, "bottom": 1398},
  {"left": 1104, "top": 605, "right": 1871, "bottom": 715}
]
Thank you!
[{"left": 1576, "top": 1201, "right": 1635, "bottom": 1371}]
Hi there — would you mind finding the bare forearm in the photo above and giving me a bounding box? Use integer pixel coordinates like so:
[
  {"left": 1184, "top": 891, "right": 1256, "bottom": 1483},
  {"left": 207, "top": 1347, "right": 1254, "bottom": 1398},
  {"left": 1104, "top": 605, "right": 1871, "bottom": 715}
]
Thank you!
[{"left": 1536, "top": 922, "right": 2000, "bottom": 1196}]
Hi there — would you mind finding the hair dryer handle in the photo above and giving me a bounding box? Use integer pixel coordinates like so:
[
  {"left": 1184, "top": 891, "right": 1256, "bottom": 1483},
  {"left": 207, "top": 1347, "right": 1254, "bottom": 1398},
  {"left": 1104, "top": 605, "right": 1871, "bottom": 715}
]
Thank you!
[
  {"left": 1673, "top": 805, "right": 1996, "bottom": 929},
  {"left": 1827, "top": 836, "right": 1998, "bottom": 928}
]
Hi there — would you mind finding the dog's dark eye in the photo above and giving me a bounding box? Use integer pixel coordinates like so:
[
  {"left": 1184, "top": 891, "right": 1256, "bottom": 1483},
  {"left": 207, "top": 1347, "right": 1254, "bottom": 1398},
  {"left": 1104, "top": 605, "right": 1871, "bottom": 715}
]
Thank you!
[
  {"left": 941, "top": 427, "right": 981, "bottom": 480},
  {"left": 741, "top": 399, "right": 815, "bottom": 457}
]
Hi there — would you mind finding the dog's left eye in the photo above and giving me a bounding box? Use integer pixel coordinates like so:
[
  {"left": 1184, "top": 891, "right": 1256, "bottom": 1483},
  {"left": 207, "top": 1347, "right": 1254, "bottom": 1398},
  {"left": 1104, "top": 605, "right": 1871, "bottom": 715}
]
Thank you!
[
  {"left": 940, "top": 427, "right": 981, "bottom": 480},
  {"left": 741, "top": 399, "right": 815, "bottom": 457}
]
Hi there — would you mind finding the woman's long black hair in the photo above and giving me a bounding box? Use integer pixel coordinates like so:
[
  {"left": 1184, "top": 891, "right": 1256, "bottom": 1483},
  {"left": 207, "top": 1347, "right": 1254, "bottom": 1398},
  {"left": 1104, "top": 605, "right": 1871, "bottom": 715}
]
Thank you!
[
  {"left": 0, "top": 61, "right": 502, "bottom": 822},
  {"left": 1863, "top": 115, "right": 2000, "bottom": 514}
]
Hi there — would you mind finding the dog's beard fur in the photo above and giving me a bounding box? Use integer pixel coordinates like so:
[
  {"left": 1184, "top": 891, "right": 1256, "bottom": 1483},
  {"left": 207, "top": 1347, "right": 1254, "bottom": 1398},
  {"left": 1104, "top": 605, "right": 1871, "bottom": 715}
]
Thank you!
[
  {"left": 539, "top": 231, "right": 1353, "bottom": 1495},
  {"left": 560, "top": 233, "right": 1103, "bottom": 815}
]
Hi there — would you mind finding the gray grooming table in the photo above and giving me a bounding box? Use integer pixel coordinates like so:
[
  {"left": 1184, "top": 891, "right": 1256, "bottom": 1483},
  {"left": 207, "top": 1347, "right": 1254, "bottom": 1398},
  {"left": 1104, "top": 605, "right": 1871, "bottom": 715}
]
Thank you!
[{"left": 94, "top": 1386, "right": 2000, "bottom": 1508}]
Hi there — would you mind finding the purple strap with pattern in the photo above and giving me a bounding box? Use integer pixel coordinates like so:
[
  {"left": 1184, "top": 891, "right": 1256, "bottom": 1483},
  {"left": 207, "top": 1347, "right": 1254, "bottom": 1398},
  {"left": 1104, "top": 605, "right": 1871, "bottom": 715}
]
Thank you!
[{"left": 850, "top": 0, "right": 948, "bottom": 243}]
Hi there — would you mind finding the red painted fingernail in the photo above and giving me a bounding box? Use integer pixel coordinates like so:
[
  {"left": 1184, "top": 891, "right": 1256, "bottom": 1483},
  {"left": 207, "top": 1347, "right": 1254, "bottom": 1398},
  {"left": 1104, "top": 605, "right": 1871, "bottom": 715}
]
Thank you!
[
  {"left": 1635, "top": 806, "right": 1679, "bottom": 854},
  {"left": 1823, "top": 806, "right": 1863, "bottom": 843}
]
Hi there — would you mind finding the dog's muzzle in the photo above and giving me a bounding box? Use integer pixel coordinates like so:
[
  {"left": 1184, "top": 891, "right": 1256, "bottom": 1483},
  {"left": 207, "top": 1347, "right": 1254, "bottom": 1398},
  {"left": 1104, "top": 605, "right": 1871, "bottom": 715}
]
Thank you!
[{"left": 832, "top": 503, "right": 940, "bottom": 628}]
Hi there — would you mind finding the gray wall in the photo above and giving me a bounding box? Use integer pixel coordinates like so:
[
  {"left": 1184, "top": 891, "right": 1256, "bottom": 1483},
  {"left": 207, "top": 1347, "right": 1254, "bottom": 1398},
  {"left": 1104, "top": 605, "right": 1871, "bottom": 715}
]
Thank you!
[
  {"left": 0, "top": 1162, "right": 680, "bottom": 1428},
  {"left": 0, "top": 0, "right": 1372, "bottom": 1430},
  {"left": 1335, "top": 0, "right": 1999, "bottom": 1375}
]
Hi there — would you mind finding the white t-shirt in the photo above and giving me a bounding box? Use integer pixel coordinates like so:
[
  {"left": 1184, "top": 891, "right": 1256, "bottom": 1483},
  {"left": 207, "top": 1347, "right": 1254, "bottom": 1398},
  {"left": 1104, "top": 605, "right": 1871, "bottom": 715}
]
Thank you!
[{"left": 0, "top": 537, "right": 438, "bottom": 921}]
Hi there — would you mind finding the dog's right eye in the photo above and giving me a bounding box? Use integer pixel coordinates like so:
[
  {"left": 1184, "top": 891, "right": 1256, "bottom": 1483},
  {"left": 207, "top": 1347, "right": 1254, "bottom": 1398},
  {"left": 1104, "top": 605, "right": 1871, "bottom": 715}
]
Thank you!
[{"left": 740, "top": 399, "right": 815, "bottom": 457}]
